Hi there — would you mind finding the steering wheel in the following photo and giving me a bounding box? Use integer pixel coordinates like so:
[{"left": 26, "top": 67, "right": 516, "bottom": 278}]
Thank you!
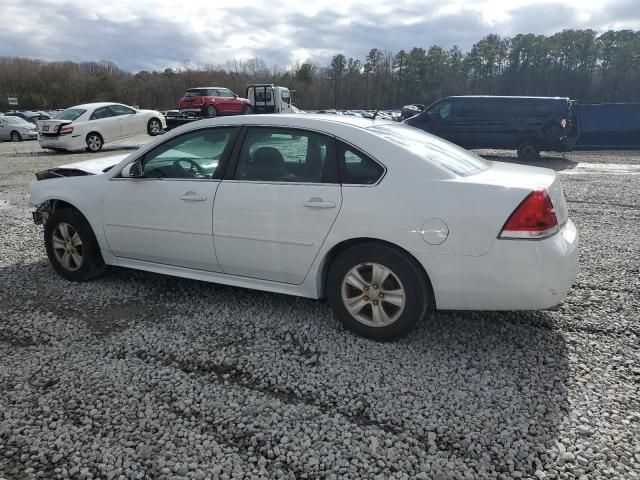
[{"left": 173, "top": 158, "right": 206, "bottom": 178}]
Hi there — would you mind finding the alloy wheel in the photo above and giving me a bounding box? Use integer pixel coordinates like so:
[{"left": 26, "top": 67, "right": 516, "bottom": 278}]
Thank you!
[
  {"left": 52, "top": 222, "right": 84, "bottom": 271},
  {"left": 340, "top": 262, "right": 406, "bottom": 327}
]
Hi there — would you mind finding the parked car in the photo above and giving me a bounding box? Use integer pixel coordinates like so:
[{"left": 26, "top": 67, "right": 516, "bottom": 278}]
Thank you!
[
  {"left": 4, "top": 111, "right": 51, "bottom": 124},
  {"left": 30, "top": 115, "right": 578, "bottom": 340},
  {"left": 37, "top": 103, "right": 166, "bottom": 152},
  {"left": 401, "top": 104, "right": 425, "bottom": 120},
  {"left": 404, "top": 96, "right": 578, "bottom": 160},
  {"left": 178, "top": 87, "right": 252, "bottom": 117},
  {"left": 0, "top": 115, "right": 38, "bottom": 141}
]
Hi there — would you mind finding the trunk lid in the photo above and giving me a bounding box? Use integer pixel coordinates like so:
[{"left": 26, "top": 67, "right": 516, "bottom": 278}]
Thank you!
[
  {"left": 462, "top": 161, "right": 568, "bottom": 226},
  {"left": 37, "top": 119, "right": 71, "bottom": 136}
]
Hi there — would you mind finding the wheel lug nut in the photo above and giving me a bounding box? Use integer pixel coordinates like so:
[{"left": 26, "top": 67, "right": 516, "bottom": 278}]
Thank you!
[
  {"left": 373, "top": 300, "right": 379, "bottom": 305},
  {"left": 364, "top": 286, "right": 369, "bottom": 291},
  {"left": 379, "top": 293, "right": 384, "bottom": 298},
  {"left": 364, "top": 296, "right": 369, "bottom": 301}
]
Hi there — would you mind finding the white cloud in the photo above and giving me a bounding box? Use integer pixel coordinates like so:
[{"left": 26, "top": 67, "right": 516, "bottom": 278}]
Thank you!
[{"left": 0, "top": 0, "right": 637, "bottom": 71}]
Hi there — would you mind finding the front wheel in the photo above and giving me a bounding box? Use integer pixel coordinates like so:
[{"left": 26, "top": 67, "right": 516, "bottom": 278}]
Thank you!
[
  {"left": 86, "top": 132, "right": 103, "bottom": 152},
  {"left": 327, "top": 243, "right": 429, "bottom": 341},
  {"left": 11, "top": 131, "right": 22, "bottom": 142},
  {"left": 243, "top": 105, "right": 252, "bottom": 115},
  {"left": 44, "top": 209, "right": 106, "bottom": 282},
  {"left": 147, "top": 118, "right": 162, "bottom": 136},
  {"left": 517, "top": 142, "right": 540, "bottom": 161}
]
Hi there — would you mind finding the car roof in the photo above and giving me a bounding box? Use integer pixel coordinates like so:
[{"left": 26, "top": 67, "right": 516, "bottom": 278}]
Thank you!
[
  {"left": 445, "top": 95, "right": 570, "bottom": 101},
  {"left": 189, "top": 87, "right": 229, "bottom": 90},
  {"left": 191, "top": 114, "right": 395, "bottom": 130},
  {"left": 66, "top": 102, "right": 125, "bottom": 110}
]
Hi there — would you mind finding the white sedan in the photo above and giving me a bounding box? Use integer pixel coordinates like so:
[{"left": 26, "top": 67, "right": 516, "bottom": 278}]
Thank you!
[
  {"left": 37, "top": 102, "right": 166, "bottom": 152},
  {"left": 29, "top": 115, "right": 578, "bottom": 340}
]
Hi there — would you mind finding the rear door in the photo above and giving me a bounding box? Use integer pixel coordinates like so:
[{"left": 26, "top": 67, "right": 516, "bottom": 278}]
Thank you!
[
  {"left": 0, "top": 118, "right": 9, "bottom": 140},
  {"left": 88, "top": 106, "right": 121, "bottom": 141},
  {"left": 212, "top": 126, "right": 341, "bottom": 284}
]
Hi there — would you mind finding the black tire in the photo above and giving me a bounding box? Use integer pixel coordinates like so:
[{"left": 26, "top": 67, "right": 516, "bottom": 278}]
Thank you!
[
  {"left": 11, "top": 131, "right": 22, "bottom": 142},
  {"left": 327, "top": 243, "right": 430, "bottom": 341},
  {"left": 86, "top": 132, "right": 103, "bottom": 152},
  {"left": 243, "top": 105, "right": 252, "bottom": 115},
  {"left": 44, "top": 208, "right": 106, "bottom": 282},
  {"left": 517, "top": 141, "right": 540, "bottom": 161},
  {"left": 147, "top": 118, "right": 162, "bottom": 136},
  {"left": 206, "top": 105, "right": 217, "bottom": 118}
]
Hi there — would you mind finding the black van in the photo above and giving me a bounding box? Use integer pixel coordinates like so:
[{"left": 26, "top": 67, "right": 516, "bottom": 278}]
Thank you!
[{"left": 404, "top": 96, "right": 578, "bottom": 160}]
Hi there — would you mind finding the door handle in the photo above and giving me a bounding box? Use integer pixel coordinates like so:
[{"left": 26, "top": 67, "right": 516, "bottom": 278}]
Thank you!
[
  {"left": 180, "top": 191, "right": 207, "bottom": 201},
  {"left": 303, "top": 197, "right": 336, "bottom": 209}
]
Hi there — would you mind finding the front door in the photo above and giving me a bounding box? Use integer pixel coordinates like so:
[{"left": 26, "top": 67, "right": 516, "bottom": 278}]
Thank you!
[
  {"left": 89, "top": 106, "right": 121, "bottom": 141},
  {"left": 213, "top": 126, "right": 342, "bottom": 284},
  {"left": 102, "top": 126, "right": 238, "bottom": 271},
  {"left": 110, "top": 104, "right": 141, "bottom": 138}
]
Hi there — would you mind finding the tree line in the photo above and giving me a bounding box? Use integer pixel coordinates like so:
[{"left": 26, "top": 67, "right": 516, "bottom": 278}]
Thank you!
[{"left": 1, "top": 29, "right": 638, "bottom": 112}]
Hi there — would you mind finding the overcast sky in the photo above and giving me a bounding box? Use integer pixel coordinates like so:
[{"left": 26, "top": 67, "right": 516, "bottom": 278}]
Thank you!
[{"left": 1, "top": 0, "right": 638, "bottom": 71}]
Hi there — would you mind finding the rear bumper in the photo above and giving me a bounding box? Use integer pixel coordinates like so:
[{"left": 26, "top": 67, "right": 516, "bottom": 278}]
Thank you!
[
  {"left": 422, "top": 219, "right": 579, "bottom": 310},
  {"left": 38, "top": 135, "right": 80, "bottom": 150}
]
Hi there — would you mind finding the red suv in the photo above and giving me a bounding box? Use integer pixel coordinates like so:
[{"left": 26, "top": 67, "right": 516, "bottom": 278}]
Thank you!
[{"left": 178, "top": 87, "right": 252, "bottom": 117}]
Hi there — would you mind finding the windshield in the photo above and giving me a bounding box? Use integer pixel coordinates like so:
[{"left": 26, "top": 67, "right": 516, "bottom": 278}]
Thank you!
[
  {"left": 366, "top": 124, "right": 489, "bottom": 176},
  {"left": 55, "top": 108, "right": 86, "bottom": 121}
]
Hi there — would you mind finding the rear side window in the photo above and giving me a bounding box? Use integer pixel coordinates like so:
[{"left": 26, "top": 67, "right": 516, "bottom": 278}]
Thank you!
[
  {"left": 90, "top": 107, "right": 114, "bottom": 120},
  {"left": 336, "top": 141, "right": 384, "bottom": 185},
  {"left": 184, "top": 89, "right": 208, "bottom": 98}
]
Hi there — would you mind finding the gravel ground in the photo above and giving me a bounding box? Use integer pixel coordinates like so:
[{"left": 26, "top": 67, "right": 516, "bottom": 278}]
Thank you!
[{"left": 0, "top": 141, "right": 639, "bottom": 480}]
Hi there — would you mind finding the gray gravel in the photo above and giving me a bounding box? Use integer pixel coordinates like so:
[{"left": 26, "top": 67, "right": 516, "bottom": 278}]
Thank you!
[{"left": 1, "top": 146, "right": 639, "bottom": 479}]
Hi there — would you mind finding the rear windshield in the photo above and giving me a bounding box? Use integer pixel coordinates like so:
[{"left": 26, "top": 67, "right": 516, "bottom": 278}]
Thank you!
[
  {"left": 367, "top": 124, "right": 489, "bottom": 176},
  {"left": 55, "top": 109, "right": 86, "bottom": 121},
  {"left": 184, "top": 89, "right": 208, "bottom": 98}
]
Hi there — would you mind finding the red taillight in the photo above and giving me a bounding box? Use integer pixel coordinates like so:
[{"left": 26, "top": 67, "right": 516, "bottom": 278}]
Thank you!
[
  {"left": 500, "top": 189, "right": 558, "bottom": 239},
  {"left": 59, "top": 125, "right": 73, "bottom": 135},
  {"left": 560, "top": 118, "right": 567, "bottom": 128}
]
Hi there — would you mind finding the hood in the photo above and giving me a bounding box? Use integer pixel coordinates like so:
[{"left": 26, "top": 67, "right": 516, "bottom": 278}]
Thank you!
[{"left": 35, "top": 154, "right": 129, "bottom": 180}]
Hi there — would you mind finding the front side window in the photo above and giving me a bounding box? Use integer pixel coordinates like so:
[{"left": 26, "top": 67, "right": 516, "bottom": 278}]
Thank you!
[
  {"left": 138, "top": 128, "right": 236, "bottom": 179},
  {"left": 235, "top": 128, "right": 335, "bottom": 183},
  {"left": 90, "top": 107, "right": 114, "bottom": 120},
  {"left": 217, "top": 89, "right": 236, "bottom": 98},
  {"left": 110, "top": 104, "right": 136, "bottom": 116},
  {"left": 428, "top": 100, "right": 453, "bottom": 120},
  {"left": 281, "top": 89, "right": 291, "bottom": 104},
  {"left": 337, "top": 141, "right": 384, "bottom": 185}
]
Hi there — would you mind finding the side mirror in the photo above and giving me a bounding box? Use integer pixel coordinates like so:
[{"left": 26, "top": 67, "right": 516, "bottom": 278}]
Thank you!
[
  {"left": 233, "top": 94, "right": 238, "bottom": 99},
  {"left": 121, "top": 160, "right": 143, "bottom": 178}
]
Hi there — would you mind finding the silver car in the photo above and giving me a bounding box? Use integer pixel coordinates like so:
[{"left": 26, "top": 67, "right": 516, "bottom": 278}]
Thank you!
[{"left": 0, "top": 115, "right": 38, "bottom": 142}]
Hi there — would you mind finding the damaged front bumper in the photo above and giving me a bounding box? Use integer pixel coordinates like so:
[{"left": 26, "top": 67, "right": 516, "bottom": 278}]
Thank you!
[{"left": 32, "top": 203, "right": 51, "bottom": 225}]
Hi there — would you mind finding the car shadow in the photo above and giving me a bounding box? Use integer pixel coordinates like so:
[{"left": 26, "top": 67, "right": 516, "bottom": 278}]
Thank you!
[{"left": 475, "top": 149, "right": 579, "bottom": 172}]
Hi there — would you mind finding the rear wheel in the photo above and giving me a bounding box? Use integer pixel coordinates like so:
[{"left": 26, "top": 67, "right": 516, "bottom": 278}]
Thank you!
[
  {"left": 147, "top": 118, "right": 162, "bottom": 136},
  {"left": 517, "top": 141, "right": 540, "bottom": 161},
  {"left": 44, "top": 208, "right": 106, "bottom": 282},
  {"left": 243, "top": 105, "right": 252, "bottom": 115},
  {"left": 327, "top": 243, "right": 429, "bottom": 341},
  {"left": 86, "top": 132, "right": 103, "bottom": 152},
  {"left": 206, "top": 105, "right": 217, "bottom": 118},
  {"left": 11, "top": 131, "right": 22, "bottom": 142}
]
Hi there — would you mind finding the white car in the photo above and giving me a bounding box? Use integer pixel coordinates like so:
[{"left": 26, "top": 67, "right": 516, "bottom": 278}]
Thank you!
[
  {"left": 0, "top": 115, "right": 38, "bottom": 141},
  {"left": 37, "top": 102, "right": 166, "bottom": 152},
  {"left": 29, "top": 115, "right": 578, "bottom": 340}
]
